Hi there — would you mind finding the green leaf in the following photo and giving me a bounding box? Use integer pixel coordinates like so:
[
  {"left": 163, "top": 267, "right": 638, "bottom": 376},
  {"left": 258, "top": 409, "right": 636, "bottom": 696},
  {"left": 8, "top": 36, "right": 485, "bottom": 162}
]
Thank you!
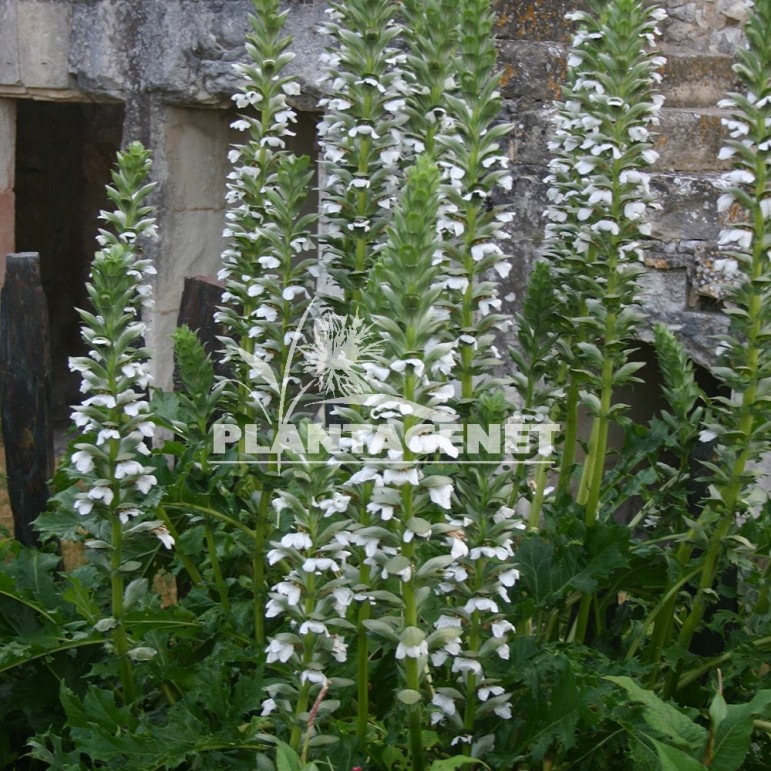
[
  {"left": 429, "top": 756, "right": 490, "bottom": 770},
  {"left": 711, "top": 691, "right": 771, "bottom": 771},
  {"left": 650, "top": 738, "right": 705, "bottom": 771},
  {"left": 606, "top": 677, "right": 707, "bottom": 751},
  {"left": 275, "top": 739, "right": 302, "bottom": 771},
  {"left": 397, "top": 688, "right": 422, "bottom": 705},
  {"left": 123, "top": 578, "right": 148, "bottom": 611}
]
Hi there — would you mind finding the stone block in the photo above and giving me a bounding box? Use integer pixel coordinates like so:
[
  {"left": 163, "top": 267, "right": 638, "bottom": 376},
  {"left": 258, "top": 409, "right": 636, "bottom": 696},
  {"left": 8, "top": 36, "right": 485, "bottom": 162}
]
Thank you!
[
  {"left": 497, "top": 40, "right": 565, "bottom": 105},
  {"left": 508, "top": 107, "right": 553, "bottom": 166},
  {"left": 0, "top": 1, "right": 20, "bottom": 86},
  {"left": 17, "top": 0, "right": 72, "bottom": 89},
  {"left": 70, "top": 0, "right": 126, "bottom": 97},
  {"left": 660, "top": 52, "right": 737, "bottom": 109},
  {"left": 638, "top": 265, "right": 688, "bottom": 316},
  {"left": 655, "top": 108, "right": 729, "bottom": 172},
  {"left": 492, "top": 0, "right": 587, "bottom": 42},
  {"left": 649, "top": 172, "right": 723, "bottom": 242},
  {"left": 165, "top": 106, "right": 230, "bottom": 211}
]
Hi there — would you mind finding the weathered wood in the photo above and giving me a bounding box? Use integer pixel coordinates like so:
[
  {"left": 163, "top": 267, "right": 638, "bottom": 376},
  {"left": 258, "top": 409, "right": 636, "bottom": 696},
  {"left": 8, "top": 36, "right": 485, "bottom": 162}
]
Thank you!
[
  {"left": 176, "top": 274, "right": 225, "bottom": 358},
  {"left": 0, "top": 252, "right": 53, "bottom": 545}
]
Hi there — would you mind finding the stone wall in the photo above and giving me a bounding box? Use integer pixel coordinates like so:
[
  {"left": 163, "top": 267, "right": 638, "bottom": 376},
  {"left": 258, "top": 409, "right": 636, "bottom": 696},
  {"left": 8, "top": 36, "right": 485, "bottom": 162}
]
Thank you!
[{"left": 0, "top": 0, "right": 753, "bottom": 392}]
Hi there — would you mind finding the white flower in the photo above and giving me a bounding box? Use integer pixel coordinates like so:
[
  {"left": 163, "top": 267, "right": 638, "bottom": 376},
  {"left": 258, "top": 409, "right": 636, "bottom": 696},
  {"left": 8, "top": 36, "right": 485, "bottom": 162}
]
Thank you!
[
  {"left": 332, "top": 587, "right": 354, "bottom": 616},
  {"left": 464, "top": 597, "right": 499, "bottom": 614},
  {"left": 153, "top": 525, "right": 175, "bottom": 550},
  {"left": 299, "top": 620, "right": 329, "bottom": 636},
  {"left": 261, "top": 698, "right": 278, "bottom": 716},
  {"left": 115, "top": 460, "right": 144, "bottom": 479},
  {"left": 266, "top": 638, "right": 295, "bottom": 664},
  {"left": 88, "top": 485, "right": 114, "bottom": 505},
  {"left": 300, "top": 670, "right": 327, "bottom": 686},
  {"left": 494, "top": 702, "right": 512, "bottom": 719},
  {"left": 331, "top": 636, "right": 348, "bottom": 663},
  {"left": 135, "top": 474, "right": 157, "bottom": 495},
  {"left": 435, "top": 614, "right": 462, "bottom": 629},
  {"left": 498, "top": 568, "right": 521, "bottom": 587},
  {"left": 383, "top": 467, "right": 420, "bottom": 486},
  {"left": 302, "top": 557, "right": 339, "bottom": 573},
  {"left": 318, "top": 493, "right": 351, "bottom": 516},
  {"left": 491, "top": 619, "right": 516, "bottom": 638},
  {"left": 718, "top": 228, "right": 752, "bottom": 250},
  {"left": 478, "top": 685, "right": 504, "bottom": 701},
  {"left": 275, "top": 581, "right": 302, "bottom": 606},
  {"left": 432, "top": 693, "right": 456, "bottom": 717},
  {"left": 74, "top": 496, "right": 94, "bottom": 516},
  {"left": 449, "top": 537, "right": 468, "bottom": 559},
  {"left": 72, "top": 449, "right": 94, "bottom": 473},
  {"left": 451, "top": 657, "right": 483, "bottom": 677},
  {"left": 395, "top": 640, "right": 429, "bottom": 659},
  {"left": 280, "top": 532, "right": 313, "bottom": 550}
]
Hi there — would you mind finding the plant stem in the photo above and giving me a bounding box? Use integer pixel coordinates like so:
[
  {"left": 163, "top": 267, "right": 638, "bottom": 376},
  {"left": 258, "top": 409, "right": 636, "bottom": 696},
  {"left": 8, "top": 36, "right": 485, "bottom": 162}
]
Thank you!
[
  {"left": 110, "top": 515, "right": 136, "bottom": 705},
  {"left": 204, "top": 519, "right": 230, "bottom": 614}
]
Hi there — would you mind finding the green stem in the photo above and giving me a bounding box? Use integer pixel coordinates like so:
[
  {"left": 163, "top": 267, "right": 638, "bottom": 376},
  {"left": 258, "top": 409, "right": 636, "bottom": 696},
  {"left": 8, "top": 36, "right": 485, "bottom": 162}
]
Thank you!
[
  {"left": 156, "top": 506, "right": 203, "bottom": 586},
  {"left": 110, "top": 515, "right": 136, "bottom": 705},
  {"left": 204, "top": 520, "right": 230, "bottom": 614}
]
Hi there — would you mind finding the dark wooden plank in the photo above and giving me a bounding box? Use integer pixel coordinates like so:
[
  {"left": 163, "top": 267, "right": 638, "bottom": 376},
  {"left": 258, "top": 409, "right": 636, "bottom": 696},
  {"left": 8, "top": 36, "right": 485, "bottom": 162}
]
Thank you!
[
  {"left": 176, "top": 274, "right": 225, "bottom": 358},
  {"left": 0, "top": 252, "right": 53, "bottom": 545}
]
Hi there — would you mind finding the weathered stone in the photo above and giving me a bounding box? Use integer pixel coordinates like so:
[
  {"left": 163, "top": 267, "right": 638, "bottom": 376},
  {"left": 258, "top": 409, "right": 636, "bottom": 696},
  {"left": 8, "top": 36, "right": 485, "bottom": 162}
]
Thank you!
[
  {"left": 508, "top": 107, "right": 554, "bottom": 166},
  {"left": 716, "top": 0, "right": 751, "bottom": 24},
  {"left": 660, "top": 51, "right": 737, "bottom": 109},
  {"left": 638, "top": 265, "right": 688, "bottom": 314},
  {"left": 655, "top": 108, "right": 729, "bottom": 172},
  {"left": 497, "top": 40, "right": 565, "bottom": 105},
  {"left": 0, "top": 1, "right": 20, "bottom": 86},
  {"left": 70, "top": 0, "right": 127, "bottom": 98},
  {"left": 0, "top": 99, "right": 14, "bottom": 274},
  {"left": 649, "top": 172, "right": 723, "bottom": 242},
  {"left": 492, "top": 0, "right": 587, "bottom": 42},
  {"left": 17, "top": 0, "right": 72, "bottom": 90}
]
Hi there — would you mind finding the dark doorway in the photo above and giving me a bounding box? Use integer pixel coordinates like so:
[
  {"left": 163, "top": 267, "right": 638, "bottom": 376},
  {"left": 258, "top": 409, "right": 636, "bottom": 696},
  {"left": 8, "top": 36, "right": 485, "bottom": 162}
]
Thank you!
[{"left": 14, "top": 101, "right": 125, "bottom": 424}]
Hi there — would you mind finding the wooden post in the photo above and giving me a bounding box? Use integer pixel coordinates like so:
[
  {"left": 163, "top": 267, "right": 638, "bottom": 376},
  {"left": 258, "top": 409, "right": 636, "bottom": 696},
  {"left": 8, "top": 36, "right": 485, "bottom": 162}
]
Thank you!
[
  {"left": 0, "top": 253, "right": 53, "bottom": 545},
  {"left": 176, "top": 274, "right": 225, "bottom": 357}
]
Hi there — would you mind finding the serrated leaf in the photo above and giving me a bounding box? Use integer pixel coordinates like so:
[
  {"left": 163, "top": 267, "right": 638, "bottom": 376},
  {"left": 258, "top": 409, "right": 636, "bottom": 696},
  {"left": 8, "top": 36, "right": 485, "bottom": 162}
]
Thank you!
[{"left": 606, "top": 677, "right": 707, "bottom": 751}]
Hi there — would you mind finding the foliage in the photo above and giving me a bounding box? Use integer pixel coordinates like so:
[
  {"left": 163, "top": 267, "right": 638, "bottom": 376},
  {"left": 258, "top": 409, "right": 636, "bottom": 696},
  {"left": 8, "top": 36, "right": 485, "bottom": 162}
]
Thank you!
[{"left": 0, "top": 0, "right": 770, "bottom": 770}]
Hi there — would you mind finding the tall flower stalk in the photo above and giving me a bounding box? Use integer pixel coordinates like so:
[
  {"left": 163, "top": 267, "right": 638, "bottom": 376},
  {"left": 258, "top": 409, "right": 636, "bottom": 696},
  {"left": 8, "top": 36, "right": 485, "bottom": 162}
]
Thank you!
[
  {"left": 316, "top": 0, "right": 405, "bottom": 310},
  {"left": 540, "top": 0, "right": 666, "bottom": 650},
  {"left": 315, "top": 0, "right": 408, "bottom": 740},
  {"left": 360, "top": 154, "right": 459, "bottom": 771},
  {"left": 214, "top": 0, "right": 317, "bottom": 646},
  {"left": 662, "top": 0, "right": 771, "bottom": 695},
  {"left": 67, "top": 141, "right": 165, "bottom": 705}
]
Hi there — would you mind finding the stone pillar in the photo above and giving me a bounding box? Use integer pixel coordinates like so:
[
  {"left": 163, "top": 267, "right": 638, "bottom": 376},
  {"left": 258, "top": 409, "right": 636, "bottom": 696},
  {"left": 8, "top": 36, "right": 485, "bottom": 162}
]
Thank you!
[
  {"left": 150, "top": 105, "right": 232, "bottom": 390},
  {"left": 0, "top": 98, "right": 15, "bottom": 285}
]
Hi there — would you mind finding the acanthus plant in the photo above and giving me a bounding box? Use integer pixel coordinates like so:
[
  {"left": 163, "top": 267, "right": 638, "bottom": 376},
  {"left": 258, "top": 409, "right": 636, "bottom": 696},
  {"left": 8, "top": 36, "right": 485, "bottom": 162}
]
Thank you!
[
  {"left": 538, "top": 0, "right": 667, "bottom": 642},
  {"left": 211, "top": 0, "right": 318, "bottom": 647},
  {"left": 657, "top": 0, "right": 771, "bottom": 696},
  {"left": 427, "top": 0, "right": 521, "bottom": 755},
  {"left": 59, "top": 141, "right": 166, "bottom": 705}
]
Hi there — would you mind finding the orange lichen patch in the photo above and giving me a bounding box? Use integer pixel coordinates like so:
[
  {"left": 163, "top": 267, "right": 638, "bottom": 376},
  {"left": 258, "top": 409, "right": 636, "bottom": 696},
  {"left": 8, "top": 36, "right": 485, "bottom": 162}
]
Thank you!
[
  {"left": 546, "top": 71, "right": 563, "bottom": 100},
  {"left": 499, "top": 62, "right": 515, "bottom": 90},
  {"left": 644, "top": 257, "right": 672, "bottom": 270}
]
